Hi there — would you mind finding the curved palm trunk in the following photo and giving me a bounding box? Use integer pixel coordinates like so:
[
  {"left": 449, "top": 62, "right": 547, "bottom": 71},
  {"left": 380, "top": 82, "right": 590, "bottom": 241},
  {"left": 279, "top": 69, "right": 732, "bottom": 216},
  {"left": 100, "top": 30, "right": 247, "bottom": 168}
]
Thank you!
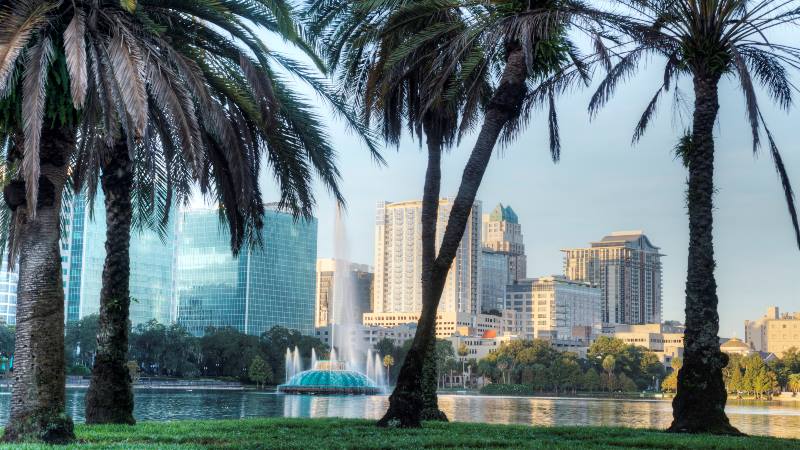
[
  {"left": 2, "top": 126, "right": 75, "bottom": 443},
  {"left": 668, "top": 75, "right": 740, "bottom": 435},
  {"left": 85, "top": 144, "right": 135, "bottom": 425},
  {"left": 378, "top": 44, "right": 527, "bottom": 428}
]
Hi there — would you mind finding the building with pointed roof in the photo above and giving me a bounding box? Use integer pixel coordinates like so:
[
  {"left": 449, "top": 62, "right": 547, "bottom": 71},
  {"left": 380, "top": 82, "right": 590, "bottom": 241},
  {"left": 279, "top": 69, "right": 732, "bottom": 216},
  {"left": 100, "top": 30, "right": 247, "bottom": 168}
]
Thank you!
[
  {"left": 562, "top": 231, "right": 663, "bottom": 325},
  {"left": 481, "top": 204, "right": 527, "bottom": 312}
]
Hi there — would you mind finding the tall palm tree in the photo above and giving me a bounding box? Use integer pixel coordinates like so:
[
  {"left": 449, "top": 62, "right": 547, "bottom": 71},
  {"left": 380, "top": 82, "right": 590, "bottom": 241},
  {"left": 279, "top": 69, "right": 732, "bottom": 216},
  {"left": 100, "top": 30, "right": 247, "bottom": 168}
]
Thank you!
[
  {"left": 354, "top": 0, "right": 616, "bottom": 426},
  {"left": 306, "top": 0, "right": 484, "bottom": 422},
  {"left": 0, "top": 0, "right": 375, "bottom": 440},
  {"left": 589, "top": 0, "right": 800, "bottom": 434},
  {"left": 76, "top": 0, "right": 374, "bottom": 425}
]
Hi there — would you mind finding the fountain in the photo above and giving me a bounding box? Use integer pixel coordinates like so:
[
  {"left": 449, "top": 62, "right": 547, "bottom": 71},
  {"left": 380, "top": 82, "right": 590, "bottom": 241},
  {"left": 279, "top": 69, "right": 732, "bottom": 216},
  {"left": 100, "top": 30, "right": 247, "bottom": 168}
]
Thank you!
[{"left": 278, "top": 207, "right": 385, "bottom": 395}]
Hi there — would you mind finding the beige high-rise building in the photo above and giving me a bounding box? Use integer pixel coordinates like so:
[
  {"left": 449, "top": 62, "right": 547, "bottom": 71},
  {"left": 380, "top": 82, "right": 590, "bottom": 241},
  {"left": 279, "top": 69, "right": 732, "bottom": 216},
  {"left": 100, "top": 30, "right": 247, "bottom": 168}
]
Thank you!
[
  {"left": 504, "top": 276, "right": 601, "bottom": 340},
  {"left": 745, "top": 306, "right": 800, "bottom": 357},
  {"left": 482, "top": 204, "right": 526, "bottom": 282},
  {"left": 315, "top": 259, "right": 373, "bottom": 328},
  {"left": 372, "top": 199, "right": 481, "bottom": 316},
  {"left": 562, "top": 231, "right": 663, "bottom": 325}
]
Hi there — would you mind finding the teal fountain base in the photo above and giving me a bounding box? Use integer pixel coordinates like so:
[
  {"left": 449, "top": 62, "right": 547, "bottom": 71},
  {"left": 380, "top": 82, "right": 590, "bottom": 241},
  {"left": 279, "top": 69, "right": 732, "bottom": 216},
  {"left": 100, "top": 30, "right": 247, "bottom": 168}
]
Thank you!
[{"left": 279, "top": 360, "right": 382, "bottom": 395}]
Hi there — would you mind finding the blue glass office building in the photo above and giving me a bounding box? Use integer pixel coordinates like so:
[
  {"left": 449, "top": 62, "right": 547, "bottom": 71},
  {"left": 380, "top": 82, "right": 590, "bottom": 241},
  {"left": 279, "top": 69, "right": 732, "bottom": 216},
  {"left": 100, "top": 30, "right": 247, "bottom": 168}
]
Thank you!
[
  {"left": 175, "top": 205, "right": 317, "bottom": 337},
  {"left": 64, "top": 192, "right": 176, "bottom": 325}
]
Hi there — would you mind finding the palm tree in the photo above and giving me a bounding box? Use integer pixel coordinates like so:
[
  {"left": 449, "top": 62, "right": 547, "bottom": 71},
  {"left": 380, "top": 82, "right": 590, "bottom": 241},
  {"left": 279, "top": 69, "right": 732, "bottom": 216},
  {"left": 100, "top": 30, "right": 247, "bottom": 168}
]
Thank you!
[
  {"left": 0, "top": 0, "right": 374, "bottom": 439},
  {"left": 76, "top": 0, "right": 372, "bottom": 425},
  {"left": 0, "top": 1, "right": 83, "bottom": 441},
  {"left": 306, "top": 0, "right": 485, "bottom": 423},
  {"left": 353, "top": 0, "right": 617, "bottom": 426},
  {"left": 589, "top": 0, "right": 800, "bottom": 435}
]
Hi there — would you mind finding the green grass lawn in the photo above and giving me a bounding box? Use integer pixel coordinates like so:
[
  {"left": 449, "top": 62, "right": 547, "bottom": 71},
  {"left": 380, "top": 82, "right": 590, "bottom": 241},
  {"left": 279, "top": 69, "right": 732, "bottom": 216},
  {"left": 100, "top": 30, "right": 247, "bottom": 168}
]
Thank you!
[{"left": 5, "top": 418, "right": 798, "bottom": 449}]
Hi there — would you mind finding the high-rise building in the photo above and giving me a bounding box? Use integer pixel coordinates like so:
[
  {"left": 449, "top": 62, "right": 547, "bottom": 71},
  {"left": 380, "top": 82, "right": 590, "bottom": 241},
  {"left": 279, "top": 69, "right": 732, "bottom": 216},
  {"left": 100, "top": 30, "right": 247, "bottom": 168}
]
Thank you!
[
  {"left": 64, "top": 192, "right": 176, "bottom": 326},
  {"left": 315, "top": 258, "right": 373, "bottom": 328},
  {"left": 562, "top": 231, "right": 663, "bottom": 325},
  {"left": 175, "top": 204, "right": 317, "bottom": 336},
  {"left": 505, "top": 276, "right": 601, "bottom": 340},
  {"left": 745, "top": 306, "right": 800, "bottom": 357},
  {"left": 372, "top": 199, "right": 481, "bottom": 315},
  {"left": 482, "top": 204, "right": 526, "bottom": 282},
  {"left": 480, "top": 249, "right": 508, "bottom": 313}
]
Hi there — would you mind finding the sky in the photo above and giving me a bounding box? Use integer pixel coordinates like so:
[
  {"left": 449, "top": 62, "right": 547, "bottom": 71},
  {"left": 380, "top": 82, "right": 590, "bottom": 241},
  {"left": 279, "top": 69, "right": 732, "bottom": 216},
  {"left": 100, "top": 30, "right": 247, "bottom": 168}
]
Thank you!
[{"left": 253, "top": 31, "right": 800, "bottom": 339}]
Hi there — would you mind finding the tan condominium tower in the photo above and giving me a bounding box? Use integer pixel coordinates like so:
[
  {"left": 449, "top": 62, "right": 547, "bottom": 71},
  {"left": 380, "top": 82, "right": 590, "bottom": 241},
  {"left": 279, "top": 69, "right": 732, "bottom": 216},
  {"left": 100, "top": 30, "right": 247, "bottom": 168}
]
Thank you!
[
  {"left": 372, "top": 199, "right": 481, "bottom": 315},
  {"left": 562, "top": 231, "right": 663, "bottom": 325},
  {"left": 745, "top": 306, "right": 800, "bottom": 357}
]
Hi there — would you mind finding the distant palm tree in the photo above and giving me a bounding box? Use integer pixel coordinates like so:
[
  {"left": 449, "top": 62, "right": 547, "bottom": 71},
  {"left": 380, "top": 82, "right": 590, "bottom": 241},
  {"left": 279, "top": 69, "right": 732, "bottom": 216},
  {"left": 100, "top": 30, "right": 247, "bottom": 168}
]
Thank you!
[
  {"left": 590, "top": 0, "right": 800, "bottom": 435},
  {"left": 383, "top": 354, "right": 395, "bottom": 382}
]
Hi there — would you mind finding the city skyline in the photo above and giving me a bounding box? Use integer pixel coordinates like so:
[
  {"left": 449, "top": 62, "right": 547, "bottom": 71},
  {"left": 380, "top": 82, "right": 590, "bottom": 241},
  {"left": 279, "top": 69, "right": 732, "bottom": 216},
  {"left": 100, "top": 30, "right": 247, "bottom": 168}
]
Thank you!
[{"left": 297, "top": 83, "right": 799, "bottom": 340}]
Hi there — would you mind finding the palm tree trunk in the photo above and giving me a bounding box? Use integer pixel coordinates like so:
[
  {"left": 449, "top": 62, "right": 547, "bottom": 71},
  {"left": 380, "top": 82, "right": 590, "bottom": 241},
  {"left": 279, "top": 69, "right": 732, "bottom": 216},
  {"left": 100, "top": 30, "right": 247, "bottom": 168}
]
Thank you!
[
  {"left": 85, "top": 144, "right": 136, "bottom": 425},
  {"left": 418, "top": 127, "right": 448, "bottom": 421},
  {"left": 2, "top": 126, "right": 75, "bottom": 444},
  {"left": 378, "top": 128, "right": 445, "bottom": 427},
  {"left": 378, "top": 44, "right": 527, "bottom": 428},
  {"left": 668, "top": 75, "right": 740, "bottom": 435}
]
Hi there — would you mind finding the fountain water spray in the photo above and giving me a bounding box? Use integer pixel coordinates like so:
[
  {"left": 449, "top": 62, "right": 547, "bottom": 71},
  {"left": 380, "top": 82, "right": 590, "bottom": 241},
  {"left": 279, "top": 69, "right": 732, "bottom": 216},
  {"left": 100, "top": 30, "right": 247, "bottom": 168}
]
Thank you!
[
  {"left": 277, "top": 206, "right": 382, "bottom": 394},
  {"left": 292, "top": 346, "right": 301, "bottom": 375},
  {"left": 285, "top": 348, "right": 293, "bottom": 382}
]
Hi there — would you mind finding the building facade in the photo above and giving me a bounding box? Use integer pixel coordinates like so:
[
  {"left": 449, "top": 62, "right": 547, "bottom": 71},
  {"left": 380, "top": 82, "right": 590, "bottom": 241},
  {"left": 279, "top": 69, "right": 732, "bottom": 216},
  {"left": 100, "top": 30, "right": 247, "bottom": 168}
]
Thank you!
[
  {"left": 363, "top": 311, "right": 502, "bottom": 339},
  {"left": 315, "top": 258, "right": 373, "bottom": 328},
  {"left": 315, "top": 323, "right": 416, "bottom": 349},
  {"left": 0, "top": 257, "right": 17, "bottom": 325},
  {"left": 175, "top": 205, "right": 317, "bottom": 336},
  {"left": 64, "top": 192, "right": 176, "bottom": 326},
  {"left": 608, "top": 323, "right": 684, "bottom": 366},
  {"left": 562, "top": 231, "right": 663, "bottom": 325},
  {"left": 505, "top": 276, "right": 601, "bottom": 340},
  {"left": 372, "top": 199, "right": 481, "bottom": 315},
  {"left": 482, "top": 203, "right": 526, "bottom": 282},
  {"left": 745, "top": 307, "right": 800, "bottom": 357},
  {"left": 480, "top": 249, "right": 508, "bottom": 313}
]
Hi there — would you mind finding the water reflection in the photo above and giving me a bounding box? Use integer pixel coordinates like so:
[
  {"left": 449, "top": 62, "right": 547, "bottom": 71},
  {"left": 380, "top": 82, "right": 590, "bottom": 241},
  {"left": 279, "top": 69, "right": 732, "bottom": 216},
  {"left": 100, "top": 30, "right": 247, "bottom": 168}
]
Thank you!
[{"left": 0, "top": 389, "right": 797, "bottom": 439}]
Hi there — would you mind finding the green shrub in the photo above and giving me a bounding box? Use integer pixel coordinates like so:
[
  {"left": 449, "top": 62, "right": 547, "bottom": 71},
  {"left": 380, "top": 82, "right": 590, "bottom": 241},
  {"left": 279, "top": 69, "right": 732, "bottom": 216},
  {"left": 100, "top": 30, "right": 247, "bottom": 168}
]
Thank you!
[{"left": 479, "top": 384, "right": 537, "bottom": 396}]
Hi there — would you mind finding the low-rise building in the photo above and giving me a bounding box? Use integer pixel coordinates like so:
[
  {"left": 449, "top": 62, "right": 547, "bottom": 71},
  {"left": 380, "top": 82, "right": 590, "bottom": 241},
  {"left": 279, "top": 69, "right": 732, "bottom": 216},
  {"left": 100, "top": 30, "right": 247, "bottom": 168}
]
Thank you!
[
  {"left": 745, "top": 306, "right": 800, "bottom": 357},
  {"left": 362, "top": 311, "right": 502, "bottom": 339},
  {"left": 315, "top": 323, "right": 416, "bottom": 349},
  {"left": 449, "top": 331, "right": 517, "bottom": 362},
  {"left": 607, "top": 323, "right": 684, "bottom": 366}
]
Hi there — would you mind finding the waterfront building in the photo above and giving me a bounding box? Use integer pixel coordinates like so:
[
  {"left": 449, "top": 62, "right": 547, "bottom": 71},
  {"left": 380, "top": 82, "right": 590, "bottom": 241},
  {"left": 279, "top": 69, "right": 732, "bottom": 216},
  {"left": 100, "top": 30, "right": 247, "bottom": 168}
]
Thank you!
[
  {"left": 745, "top": 307, "right": 800, "bottom": 357},
  {"left": 482, "top": 203, "right": 526, "bottom": 282},
  {"left": 449, "top": 331, "right": 517, "bottom": 362},
  {"left": 175, "top": 204, "right": 317, "bottom": 336},
  {"left": 315, "top": 323, "right": 416, "bottom": 349},
  {"left": 362, "top": 311, "right": 502, "bottom": 339},
  {"left": 315, "top": 259, "right": 373, "bottom": 328},
  {"left": 64, "top": 192, "right": 176, "bottom": 325},
  {"left": 480, "top": 249, "right": 508, "bottom": 313},
  {"left": 505, "top": 276, "right": 601, "bottom": 341},
  {"left": 562, "top": 231, "right": 663, "bottom": 325},
  {"left": 607, "top": 323, "right": 685, "bottom": 366},
  {"left": 372, "top": 199, "right": 481, "bottom": 315}
]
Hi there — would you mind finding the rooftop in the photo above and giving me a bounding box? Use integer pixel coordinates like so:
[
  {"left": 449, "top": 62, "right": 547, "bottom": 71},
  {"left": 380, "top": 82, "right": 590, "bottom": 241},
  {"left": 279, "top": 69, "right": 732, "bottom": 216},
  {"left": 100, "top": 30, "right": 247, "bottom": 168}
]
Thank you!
[{"left": 488, "top": 203, "right": 519, "bottom": 224}]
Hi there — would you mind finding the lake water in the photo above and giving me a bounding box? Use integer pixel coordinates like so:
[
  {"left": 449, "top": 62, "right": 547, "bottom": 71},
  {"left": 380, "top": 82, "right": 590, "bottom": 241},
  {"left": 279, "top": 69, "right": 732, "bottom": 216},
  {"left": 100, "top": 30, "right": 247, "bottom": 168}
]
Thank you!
[{"left": 0, "top": 389, "right": 798, "bottom": 439}]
